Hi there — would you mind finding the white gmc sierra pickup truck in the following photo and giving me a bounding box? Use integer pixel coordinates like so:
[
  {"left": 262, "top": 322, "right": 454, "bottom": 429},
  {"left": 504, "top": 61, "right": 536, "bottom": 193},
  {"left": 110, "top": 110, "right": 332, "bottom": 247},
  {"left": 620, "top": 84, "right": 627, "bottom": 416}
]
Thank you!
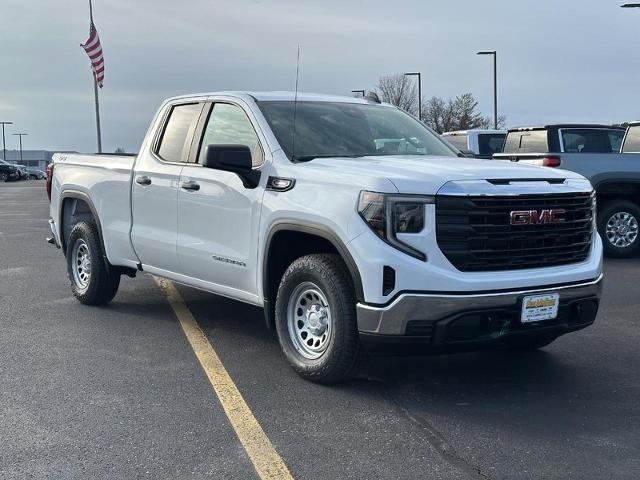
[{"left": 47, "top": 92, "right": 603, "bottom": 383}]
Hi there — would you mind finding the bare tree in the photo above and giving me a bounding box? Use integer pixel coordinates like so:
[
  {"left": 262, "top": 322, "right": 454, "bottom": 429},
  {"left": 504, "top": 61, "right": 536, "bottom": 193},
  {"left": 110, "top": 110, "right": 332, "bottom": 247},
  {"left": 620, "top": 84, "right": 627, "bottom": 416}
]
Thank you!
[
  {"left": 114, "top": 147, "right": 126, "bottom": 154},
  {"left": 423, "top": 97, "right": 456, "bottom": 133},
  {"left": 376, "top": 74, "right": 418, "bottom": 116},
  {"left": 478, "top": 114, "right": 507, "bottom": 130},
  {"left": 422, "top": 93, "right": 506, "bottom": 133}
]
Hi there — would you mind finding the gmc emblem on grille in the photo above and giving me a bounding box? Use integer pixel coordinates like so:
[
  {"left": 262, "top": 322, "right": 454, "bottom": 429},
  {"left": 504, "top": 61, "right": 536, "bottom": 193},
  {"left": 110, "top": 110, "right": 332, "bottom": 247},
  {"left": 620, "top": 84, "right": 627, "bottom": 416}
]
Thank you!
[{"left": 510, "top": 209, "right": 566, "bottom": 225}]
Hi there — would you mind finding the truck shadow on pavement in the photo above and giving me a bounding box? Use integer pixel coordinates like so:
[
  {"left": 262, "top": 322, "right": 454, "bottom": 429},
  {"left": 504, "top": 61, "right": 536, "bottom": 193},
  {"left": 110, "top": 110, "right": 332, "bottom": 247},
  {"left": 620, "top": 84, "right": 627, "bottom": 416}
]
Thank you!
[
  {"left": 139, "top": 280, "right": 636, "bottom": 478},
  {"left": 176, "top": 283, "right": 595, "bottom": 421}
]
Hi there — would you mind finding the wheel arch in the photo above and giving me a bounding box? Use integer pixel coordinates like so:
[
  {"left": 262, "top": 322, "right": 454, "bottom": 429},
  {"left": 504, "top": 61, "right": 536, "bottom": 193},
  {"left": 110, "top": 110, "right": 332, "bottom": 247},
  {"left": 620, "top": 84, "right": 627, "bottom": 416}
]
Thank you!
[
  {"left": 59, "top": 190, "right": 105, "bottom": 255},
  {"left": 262, "top": 221, "right": 364, "bottom": 329},
  {"left": 594, "top": 179, "right": 640, "bottom": 206}
]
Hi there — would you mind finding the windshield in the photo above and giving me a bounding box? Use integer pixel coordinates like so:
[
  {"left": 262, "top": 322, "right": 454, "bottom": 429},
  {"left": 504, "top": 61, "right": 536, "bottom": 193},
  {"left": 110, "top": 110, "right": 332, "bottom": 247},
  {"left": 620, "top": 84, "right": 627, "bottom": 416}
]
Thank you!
[
  {"left": 257, "top": 101, "right": 458, "bottom": 160},
  {"left": 443, "top": 134, "right": 468, "bottom": 151},
  {"left": 503, "top": 130, "right": 548, "bottom": 153}
]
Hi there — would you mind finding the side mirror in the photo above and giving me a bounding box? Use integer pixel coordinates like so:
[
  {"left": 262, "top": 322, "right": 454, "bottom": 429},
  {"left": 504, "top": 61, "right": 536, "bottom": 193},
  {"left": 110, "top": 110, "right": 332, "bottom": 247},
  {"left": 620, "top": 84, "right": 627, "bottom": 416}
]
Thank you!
[
  {"left": 460, "top": 149, "right": 476, "bottom": 158},
  {"left": 203, "top": 144, "right": 260, "bottom": 189}
]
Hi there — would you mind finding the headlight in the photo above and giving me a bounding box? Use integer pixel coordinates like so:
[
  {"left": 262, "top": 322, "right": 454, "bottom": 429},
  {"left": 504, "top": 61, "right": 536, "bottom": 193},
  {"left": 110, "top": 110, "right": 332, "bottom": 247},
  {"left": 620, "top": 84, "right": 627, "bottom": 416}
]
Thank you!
[{"left": 357, "top": 191, "right": 434, "bottom": 260}]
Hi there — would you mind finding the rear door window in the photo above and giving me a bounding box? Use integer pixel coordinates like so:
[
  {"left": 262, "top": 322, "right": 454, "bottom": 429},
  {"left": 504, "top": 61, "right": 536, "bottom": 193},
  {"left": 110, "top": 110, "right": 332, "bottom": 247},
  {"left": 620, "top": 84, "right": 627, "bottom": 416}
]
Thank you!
[
  {"left": 502, "top": 130, "right": 548, "bottom": 153},
  {"left": 477, "top": 134, "right": 506, "bottom": 156},
  {"left": 156, "top": 103, "right": 203, "bottom": 163},
  {"left": 560, "top": 128, "right": 621, "bottom": 153}
]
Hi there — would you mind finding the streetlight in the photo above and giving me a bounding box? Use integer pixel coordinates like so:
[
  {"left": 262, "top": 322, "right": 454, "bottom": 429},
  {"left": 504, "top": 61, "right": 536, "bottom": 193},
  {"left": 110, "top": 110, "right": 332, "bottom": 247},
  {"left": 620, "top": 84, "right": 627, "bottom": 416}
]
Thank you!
[
  {"left": 0, "top": 121, "right": 13, "bottom": 161},
  {"left": 621, "top": 3, "right": 640, "bottom": 7},
  {"left": 477, "top": 51, "right": 498, "bottom": 130},
  {"left": 404, "top": 72, "right": 422, "bottom": 121},
  {"left": 351, "top": 90, "right": 365, "bottom": 97},
  {"left": 13, "top": 133, "right": 28, "bottom": 165}
]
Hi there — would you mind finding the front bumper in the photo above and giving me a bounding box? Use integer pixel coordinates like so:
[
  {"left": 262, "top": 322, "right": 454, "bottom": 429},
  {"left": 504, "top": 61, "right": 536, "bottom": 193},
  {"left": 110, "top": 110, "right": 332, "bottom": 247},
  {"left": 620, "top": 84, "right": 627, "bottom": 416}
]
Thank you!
[{"left": 357, "top": 275, "right": 602, "bottom": 351}]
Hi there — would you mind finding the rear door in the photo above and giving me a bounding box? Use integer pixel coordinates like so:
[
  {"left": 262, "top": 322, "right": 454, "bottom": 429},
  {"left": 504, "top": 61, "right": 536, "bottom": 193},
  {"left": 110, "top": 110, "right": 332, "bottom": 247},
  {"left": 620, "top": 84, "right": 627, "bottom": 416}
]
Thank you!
[
  {"left": 176, "top": 100, "right": 268, "bottom": 301},
  {"left": 131, "top": 101, "right": 205, "bottom": 272}
]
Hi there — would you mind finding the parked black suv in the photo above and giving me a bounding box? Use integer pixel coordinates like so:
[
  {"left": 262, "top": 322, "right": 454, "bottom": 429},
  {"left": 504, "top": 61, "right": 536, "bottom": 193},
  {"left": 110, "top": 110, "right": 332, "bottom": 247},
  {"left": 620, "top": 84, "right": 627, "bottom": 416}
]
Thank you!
[{"left": 0, "top": 159, "right": 20, "bottom": 182}]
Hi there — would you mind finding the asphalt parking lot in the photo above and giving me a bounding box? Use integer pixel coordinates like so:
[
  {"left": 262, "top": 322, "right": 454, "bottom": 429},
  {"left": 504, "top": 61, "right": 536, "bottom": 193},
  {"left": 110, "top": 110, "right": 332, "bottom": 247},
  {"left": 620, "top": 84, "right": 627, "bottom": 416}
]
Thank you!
[{"left": 1, "top": 181, "right": 639, "bottom": 480}]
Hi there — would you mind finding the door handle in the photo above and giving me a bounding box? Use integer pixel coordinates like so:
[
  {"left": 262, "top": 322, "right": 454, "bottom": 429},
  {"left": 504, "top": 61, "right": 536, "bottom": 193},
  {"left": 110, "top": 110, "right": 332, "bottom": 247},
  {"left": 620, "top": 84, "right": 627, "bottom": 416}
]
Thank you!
[
  {"left": 136, "top": 176, "right": 152, "bottom": 186},
  {"left": 181, "top": 180, "right": 200, "bottom": 191}
]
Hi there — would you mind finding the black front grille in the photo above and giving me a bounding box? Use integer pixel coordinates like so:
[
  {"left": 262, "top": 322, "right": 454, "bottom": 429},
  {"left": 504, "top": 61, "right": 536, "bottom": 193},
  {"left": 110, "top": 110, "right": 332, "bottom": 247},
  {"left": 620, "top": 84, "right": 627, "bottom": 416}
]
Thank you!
[{"left": 436, "top": 192, "right": 594, "bottom": 272}]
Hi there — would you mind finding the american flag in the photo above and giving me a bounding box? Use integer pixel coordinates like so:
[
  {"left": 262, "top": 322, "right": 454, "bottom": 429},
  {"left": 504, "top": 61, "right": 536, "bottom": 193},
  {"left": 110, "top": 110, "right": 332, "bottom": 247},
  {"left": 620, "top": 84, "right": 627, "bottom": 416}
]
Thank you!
[{"left": 81, "top": 24, "right": 105, "bottom": 88}]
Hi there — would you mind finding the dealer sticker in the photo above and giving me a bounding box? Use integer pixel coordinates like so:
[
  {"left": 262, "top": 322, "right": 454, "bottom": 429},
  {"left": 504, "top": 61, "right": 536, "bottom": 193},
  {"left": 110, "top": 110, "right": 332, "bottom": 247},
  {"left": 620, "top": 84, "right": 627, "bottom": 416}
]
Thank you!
[{"left": 521, "top": 293, "right": 560, "bottom": 323}]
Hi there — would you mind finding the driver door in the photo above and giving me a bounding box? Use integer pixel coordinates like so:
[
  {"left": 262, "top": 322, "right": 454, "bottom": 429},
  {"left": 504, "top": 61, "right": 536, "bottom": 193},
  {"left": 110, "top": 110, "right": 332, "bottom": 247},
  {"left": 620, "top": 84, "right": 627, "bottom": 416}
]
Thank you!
[{"left": 176, "top": 101, "right": 267, "bottom": 301}]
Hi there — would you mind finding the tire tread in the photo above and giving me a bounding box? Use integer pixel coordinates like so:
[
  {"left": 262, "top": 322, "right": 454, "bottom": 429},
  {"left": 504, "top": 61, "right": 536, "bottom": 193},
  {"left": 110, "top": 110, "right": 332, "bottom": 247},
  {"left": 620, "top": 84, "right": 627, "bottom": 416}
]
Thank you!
[
  {"left": 67, "top": 221, "right": 120, "bottom": 305},
  {"left": 275, "top": 253, "right": 361, "bottom": 384}
]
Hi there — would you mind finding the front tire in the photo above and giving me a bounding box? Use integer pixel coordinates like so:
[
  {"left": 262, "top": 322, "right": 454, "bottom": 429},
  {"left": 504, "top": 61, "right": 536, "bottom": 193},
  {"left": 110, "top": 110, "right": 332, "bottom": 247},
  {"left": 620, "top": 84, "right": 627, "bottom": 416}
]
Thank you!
[
  {"left": 598, "top": 200, "right": 640, "bottom": 258},
  {"left": 0, "top": 173, "right": 7, "bottom": 182},
  {"left": 66, "top": 221, "right": 120, "bottom": 305},
  {"left": 275, "top": 254, "right": 361, "bottom": 384}
]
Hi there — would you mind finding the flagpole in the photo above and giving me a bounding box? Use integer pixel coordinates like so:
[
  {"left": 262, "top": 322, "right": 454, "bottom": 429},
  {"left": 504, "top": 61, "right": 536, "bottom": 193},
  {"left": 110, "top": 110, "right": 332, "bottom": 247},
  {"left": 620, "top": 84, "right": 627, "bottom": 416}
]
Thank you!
[
  {"left": 88, "top": 0, "right": 102, "bottom": 153},
  {"left": 93, "top": 78, "right": 102, "bottom": 153}
]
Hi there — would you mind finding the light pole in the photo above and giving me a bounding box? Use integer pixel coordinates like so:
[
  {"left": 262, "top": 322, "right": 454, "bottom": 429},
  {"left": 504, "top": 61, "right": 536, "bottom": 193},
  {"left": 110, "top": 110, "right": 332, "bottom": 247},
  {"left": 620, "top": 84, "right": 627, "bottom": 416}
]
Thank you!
[
  {"left": 404, "top": 72, "right": 422, "bottom": 121},
  {"left": 621, "top": 3, "right": 640, "bottom": 7},
  {"left": 351, "top": 90, "right": 365, "bottom": 97},
  {"left": 13, "top": 133, "right": 28, "bottom": 165},
  {"left": 477, "top": 51, "right": 498, "bottom": 130},
  {"left": 0, "top": 121, "right": 13, "bottom": 161}
]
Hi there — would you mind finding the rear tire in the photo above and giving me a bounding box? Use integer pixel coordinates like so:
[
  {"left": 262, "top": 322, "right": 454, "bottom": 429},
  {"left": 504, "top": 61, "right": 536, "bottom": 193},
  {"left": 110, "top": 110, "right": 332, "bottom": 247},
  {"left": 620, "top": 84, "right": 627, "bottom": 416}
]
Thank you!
[
  {"left": 598, "top": 200, "right": 640, "bottom": 258},
  {"left": 66, "top": 221, "right": 120, "bottom": 305},
  {"left": 275, "top": 254, "right": 362, "bottom": 384},
  {"left": 0, "top": 173, "right": 7, "bottom": 182}
]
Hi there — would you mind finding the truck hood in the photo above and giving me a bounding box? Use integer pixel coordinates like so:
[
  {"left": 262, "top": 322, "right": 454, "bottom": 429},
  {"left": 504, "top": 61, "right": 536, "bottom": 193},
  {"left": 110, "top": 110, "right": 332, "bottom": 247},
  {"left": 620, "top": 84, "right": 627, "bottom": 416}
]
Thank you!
[{"left": 308, "top": 155, "right": 585, "bottom": 194}]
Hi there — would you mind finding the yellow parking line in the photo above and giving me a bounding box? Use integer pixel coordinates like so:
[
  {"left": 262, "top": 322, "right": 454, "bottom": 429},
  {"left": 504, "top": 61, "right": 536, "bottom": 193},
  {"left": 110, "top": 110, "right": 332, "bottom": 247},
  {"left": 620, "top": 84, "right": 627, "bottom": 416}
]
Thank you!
[{"left": 154, "top": 277, "right": 294, "bottom": 480}]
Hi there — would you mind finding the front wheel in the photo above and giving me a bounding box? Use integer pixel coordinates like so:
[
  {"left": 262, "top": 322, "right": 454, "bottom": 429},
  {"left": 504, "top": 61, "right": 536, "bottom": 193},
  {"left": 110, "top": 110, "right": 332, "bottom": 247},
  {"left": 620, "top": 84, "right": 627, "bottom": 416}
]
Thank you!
[
  {"left": 0, "top": 173, "right": 7, "bottom": 182},
  {"left": 66, "top": 221, "right": 121, "bottom": 305},
  {"left": 275, "top": 254, "right": 362, "bottom": 384},
  {"left": 598, "top": 200, "right": 640, "bottom": 258}
]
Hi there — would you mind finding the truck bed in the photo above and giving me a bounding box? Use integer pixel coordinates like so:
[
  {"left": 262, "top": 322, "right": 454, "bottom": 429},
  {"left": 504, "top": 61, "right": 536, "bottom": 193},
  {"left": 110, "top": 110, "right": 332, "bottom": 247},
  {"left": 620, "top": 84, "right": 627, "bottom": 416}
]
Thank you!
[
  {"left": 492, "top": 151, "right": 640, "bottom": 187},
  {"left": 51, "top": 153, "right": 139, "bottom": 268}
]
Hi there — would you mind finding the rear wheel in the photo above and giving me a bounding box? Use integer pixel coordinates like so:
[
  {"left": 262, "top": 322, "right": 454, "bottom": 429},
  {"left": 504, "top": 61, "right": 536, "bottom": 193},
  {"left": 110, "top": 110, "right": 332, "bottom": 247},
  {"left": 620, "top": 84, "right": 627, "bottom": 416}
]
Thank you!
[
  {"left": 0, "top": 173, "right": 7, "bottom": 182},
  {"left": 275, "top": 254, "right": 362, "bottom": 383},
  {"left": 66, "top": 221, "right": 120, "bottom": 305},
  {"left": 598, "top": 200, "right": 640, "bottom": 258}
]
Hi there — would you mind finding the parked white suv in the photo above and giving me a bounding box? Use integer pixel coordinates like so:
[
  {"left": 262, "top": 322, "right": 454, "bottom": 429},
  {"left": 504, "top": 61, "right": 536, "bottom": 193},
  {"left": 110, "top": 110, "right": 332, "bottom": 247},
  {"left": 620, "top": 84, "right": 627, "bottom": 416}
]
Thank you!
[
  {"left": 442, "top": 129, "right": 507, "bottom": 158},
  {"left": 47, "top": 92, "right": 603, "bottom": 383}
]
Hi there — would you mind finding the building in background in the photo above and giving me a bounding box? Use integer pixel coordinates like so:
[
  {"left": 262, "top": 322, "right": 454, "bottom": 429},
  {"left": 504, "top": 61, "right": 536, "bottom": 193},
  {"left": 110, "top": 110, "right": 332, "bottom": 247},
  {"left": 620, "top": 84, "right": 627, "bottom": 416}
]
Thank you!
[{"left": 1, "top": 150, "right": 77, "bottom": 171}]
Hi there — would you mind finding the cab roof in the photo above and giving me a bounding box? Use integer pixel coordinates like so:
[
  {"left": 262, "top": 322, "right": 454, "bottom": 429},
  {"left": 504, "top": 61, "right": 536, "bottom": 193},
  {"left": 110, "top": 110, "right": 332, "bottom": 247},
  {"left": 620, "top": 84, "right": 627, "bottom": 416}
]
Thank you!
[
  {"left": 508, "top": 124, "right": 626, "bottom": 132},
  {"left": 164, "top": 91, "right": 382, "bottom": 105}
]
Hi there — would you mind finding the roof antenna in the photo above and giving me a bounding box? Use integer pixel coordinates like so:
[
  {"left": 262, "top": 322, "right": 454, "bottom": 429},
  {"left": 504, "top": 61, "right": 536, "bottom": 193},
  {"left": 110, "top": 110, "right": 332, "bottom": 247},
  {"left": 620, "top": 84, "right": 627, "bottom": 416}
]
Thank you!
[{"left": 292, "top": 44, "right": 300, "bottom": 162}]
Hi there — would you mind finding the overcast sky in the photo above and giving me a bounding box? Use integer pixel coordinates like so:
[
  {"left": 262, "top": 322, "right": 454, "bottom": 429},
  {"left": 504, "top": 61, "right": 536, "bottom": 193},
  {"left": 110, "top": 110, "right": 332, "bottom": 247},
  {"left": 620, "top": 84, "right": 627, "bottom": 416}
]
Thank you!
[{"left": 0, "top": 0, "right": 638, "bottom": 153}]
